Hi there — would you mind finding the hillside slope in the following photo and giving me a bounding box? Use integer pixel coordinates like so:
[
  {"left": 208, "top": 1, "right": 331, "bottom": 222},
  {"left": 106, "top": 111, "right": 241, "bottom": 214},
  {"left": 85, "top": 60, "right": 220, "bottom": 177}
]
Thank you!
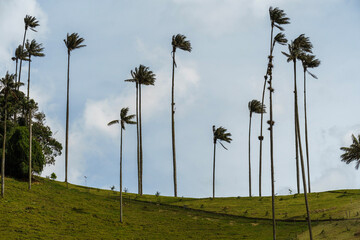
[{"left": 0, "top": 177, "right": 358, "bottom": 239}]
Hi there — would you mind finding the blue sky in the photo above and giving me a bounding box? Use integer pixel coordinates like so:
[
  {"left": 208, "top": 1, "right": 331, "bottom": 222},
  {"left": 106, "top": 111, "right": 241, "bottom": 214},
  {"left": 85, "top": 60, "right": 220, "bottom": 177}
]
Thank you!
[{"left": 0, "top": 0, "right": 360, "bottom": 197}]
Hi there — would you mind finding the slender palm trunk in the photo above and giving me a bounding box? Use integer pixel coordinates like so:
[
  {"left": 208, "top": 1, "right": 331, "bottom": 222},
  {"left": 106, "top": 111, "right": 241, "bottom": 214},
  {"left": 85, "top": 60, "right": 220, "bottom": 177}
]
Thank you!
[
  {"left": 14, "top": 59, "right": 18, "bottom": 122},
  {"left": 258, "top": 76, "right": 266, "bottom": 197},
  {"left": 18, "top": 28, "right": 27, "bottom": 89},
  {"left": 29, "top": 112, "right": 32, "bottom": 190},
  {"left": 212, "top": 141, "right": 216, "bottom": 199},
  {"left": 268, "top": 23, "right": 276, "bottom": 240},
  {"left": 139, "top": 83, "right": 143, "bottom": 195},
  {"left": 1, "top": 106, "right": 7, "bottom": 198},
  {"left": 27, "top": 55, "right": 31, "bottom": 100},
  {"left": 303, "top": 69, "right": 311, "bottom": 193},
  {"left": 65, "top": 52, "right": 70, "bottom": 187},
  {"left": 293, "top": 60, "right": 313, "bottom": 239},
  {"left": 295, "top": 91, "right": 300, "bottom": 194},
  {"left": 136, "top": 83, "right": 140, "bottom": 195},
  {"left": 248, "top": 112, "right": 252, "bottom": 197},
  {"left": 120, "top": 124, "right": 123, "bottom": 223},
  {"left": 171, "top": 47, "right": 177, "bottom": 197}
]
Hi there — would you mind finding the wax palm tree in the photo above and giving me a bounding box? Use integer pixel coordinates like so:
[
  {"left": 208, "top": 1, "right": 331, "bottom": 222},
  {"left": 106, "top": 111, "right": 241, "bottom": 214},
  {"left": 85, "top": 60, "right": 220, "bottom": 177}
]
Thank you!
[
  {"left": 341, "top": 135, "right": 360, "bottom": 170},
  {"left": 64, "top": 33, "right": 86, "bottom": 187},
  {"left": 25, "top": 39, "right": 45, "bottom": 100},
  {"left": 248, "top": 100, "right": 265, "bottom": 197},
  {"left": 12, "top": 45, "right": 29, "bottom": 84},
  {"left": 108, "top": 107, "right": 136, "bottom": 223},
  {"left": 282, "top": 34, "right": 313, "bottom": 240},
  {"left": 170, "top": 34, "right": 192, "bottom": 197},
  {"left": 126, "top": 65, "right": 155, "bottom": 195},
  {"left": 124, "top": 77, "right": 141, "bottom": 194},
  {"left": 18, "top": 15, "right": 39, "bottom": 89},
  {"left": 259, "top": 7, "right": 289, "bottom": 201},
  {"left": 299, "top": 54, "right": 320, "bottom": 193},
  {"left": 25, "top": 99, "right": 37, "bottom": 190},
  {"left": 0, "top": 72, "right": 22, "bottom": 197},
  {"left": 212, "top": 125, "right": 232, "bottom": 199},
  {"left": 260, "top": 7, "right": 289, "bottom": 240}
]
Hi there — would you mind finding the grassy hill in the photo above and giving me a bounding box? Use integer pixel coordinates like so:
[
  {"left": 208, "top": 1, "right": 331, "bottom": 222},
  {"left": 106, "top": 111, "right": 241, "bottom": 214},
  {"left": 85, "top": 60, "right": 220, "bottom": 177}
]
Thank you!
[{"left": 0, "top": 177, "right": 359, "bottom": 239}]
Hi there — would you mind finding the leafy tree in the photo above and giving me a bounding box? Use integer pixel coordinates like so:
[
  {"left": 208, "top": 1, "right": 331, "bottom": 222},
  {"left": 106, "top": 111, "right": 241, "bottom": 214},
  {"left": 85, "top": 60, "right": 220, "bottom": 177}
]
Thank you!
[
  {"left": 282, "top": 34, "right": 313, "bottom": 240},
  {"left": 259, "top": 7, "right": 289, "bottom": 200},
  {"left": 171, "top": 34, "right": 192, "bottom": 197},
  {"left": 341, "top": 134, "right": 360, "bottom": 169},
  {"left": 5, "top": 126, "right": 44, "bottom": 179},
  {"left": 212, "top": 125, "right": 232, "bottom": 199},
  {"left": 0, "top": 72, "right": 22, "bottom": 197},
  {"left": 64, "top": 33, "right": 86, "bottom": 187},
  {"left": 19, "top": 15, "right": 39, "bottom": 89},
  {"left": 50, "top": 172, "right": 57, "bottom": 180},
  {"left": 108, "top": 107, "right": 136, "bottom": 223},
  {"left": 299, "top": 54, "right": 320, "bottom": 193},
  {"left": 126, "top": 65, "right": 155, "bottom": 195},
  {"left": 264, "top": 7, "right": 289, "bottom": 239},
  {"left": 248, "top": 100, "right": 265, "bottom": 197},
  {"left": 32, "top": 112, "right": 62, "bottom": 165}
]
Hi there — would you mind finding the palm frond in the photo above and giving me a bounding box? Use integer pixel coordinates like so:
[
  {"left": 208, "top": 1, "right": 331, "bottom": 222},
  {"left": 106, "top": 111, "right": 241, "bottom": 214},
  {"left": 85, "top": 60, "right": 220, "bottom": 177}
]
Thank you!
[
  {"left": 172, "top": 34, "right": 192, "bottom": 52},
  {"left": 269, "top": 7, "right": 290, "bottom": 27},
  {"left": 64, "top": 33, "right": 86, "bottom": 53},
  {"left": 274, "top": 33, "right": 287, "bottom": 46},
  {"left": 107, "top": 120, "right": 119, "bottom": 126},
  {"left": 24, "top": 15, "right": 39, "bottom": 32}
]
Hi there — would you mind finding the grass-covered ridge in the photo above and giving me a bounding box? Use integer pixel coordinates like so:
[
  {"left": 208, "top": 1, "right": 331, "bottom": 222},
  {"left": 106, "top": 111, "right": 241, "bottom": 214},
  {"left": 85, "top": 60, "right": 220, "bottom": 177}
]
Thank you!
[{"left": 1, "top": 177, "right": 359, "bottom": 239}]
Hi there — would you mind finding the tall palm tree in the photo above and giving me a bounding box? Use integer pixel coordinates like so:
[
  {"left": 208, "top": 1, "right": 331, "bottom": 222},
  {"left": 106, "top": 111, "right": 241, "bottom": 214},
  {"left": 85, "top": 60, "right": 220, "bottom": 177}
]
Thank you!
[
  {"left": 259, "top": 7, "right": 289, "bottom": 200},
  {"left": 341, "top": 134, "right": 360, "bottom": 170},
  {"left": 262, "top": 7, "right": 289, "bottom": 240},
  {"left": 125, "top": 79, "right": 140, "bottom": 194},
  {"left": 299, "top": 54, "right": 320, "bottom": 193},
  {"left": 18, "top": 15, "right": 39, "bottom": 89},
  {"left": 248, "top": 100, "right": 265, "bottom": 197},
  {"left": 25, "top": 39, "right": 45, "bottom": 100},
  {"left": 126, "top": 65, "right": 155, "bottom": 195},
  {"left": 1, "top": 72, "right": 22, "bottom": 197},
  {"left": 25, "top": 99, "right": 37, "bottom": 190},
  {"left": 108, "top": 107, "right": 136, "bottom": 223},
  {"left": 171, "top": 34, "right": 192, "bottom": 197},
  {"left": 12, "top": 45, "right": 29, "bottom": 84},
  {"left": 64, "top": 33, "right": 86, "bottom": 187},
  {"left": 212, "top": 125, "right": 232, "bottom": 199},
  {"left": 282, "top": 34, "right": 313, "bottom": 240}
]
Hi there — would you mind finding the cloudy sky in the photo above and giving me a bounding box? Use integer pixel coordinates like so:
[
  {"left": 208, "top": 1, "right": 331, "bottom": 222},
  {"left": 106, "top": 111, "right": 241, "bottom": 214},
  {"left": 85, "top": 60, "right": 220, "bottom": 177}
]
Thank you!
[{"left": 0, "top": 0, "right": 359, "bottom": 197}]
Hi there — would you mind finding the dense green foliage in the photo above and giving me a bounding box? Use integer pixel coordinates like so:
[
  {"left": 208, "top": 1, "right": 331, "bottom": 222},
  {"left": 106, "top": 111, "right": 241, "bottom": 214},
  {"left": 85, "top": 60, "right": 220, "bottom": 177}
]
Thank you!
[{"left": 5, "top": 126, "right": 44, "bottom": 178}]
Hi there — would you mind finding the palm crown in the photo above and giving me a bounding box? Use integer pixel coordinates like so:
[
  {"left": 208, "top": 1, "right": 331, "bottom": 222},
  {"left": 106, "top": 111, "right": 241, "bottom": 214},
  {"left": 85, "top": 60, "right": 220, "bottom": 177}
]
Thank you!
[
  {"left": 108, "top": 107, "right": 136, "bottom": 130},
  {"left": 269, "top": 7, "right": 290, "bottom": 31},
  {"left": 172, "top": 34, "right": 192, "bottom": 52},
  {"left": 25, "top": 39, "right": 45, "bottom": 58},
  {"left": 341, "top": 134, "right": 360, "bottom": 169},
  {"left": 282, "top": 34, "right": 313, "bottom": 62},
  {"left": 299, "top": 54, "right": 320, "bottom": 78},
  {"left": 12, "top": 45, "right": 29, "bottom": 62},
  {"left": 213, "top": 126, "right": 232, "bottom": 149},
  {"left": 248, "top": 100, "right": 266, "bottom": 114},
  {"left": 64, "top": 33, "right": 86, "bottom": 55},
  {"left": 0, "top": 72, "right": 20, "bottom": 96},
  {"left": 24, "top": 15, "right": 39, "bottom": 32},
  {"left": 126, "top": 65, "right": 156, "bottom": 86}
]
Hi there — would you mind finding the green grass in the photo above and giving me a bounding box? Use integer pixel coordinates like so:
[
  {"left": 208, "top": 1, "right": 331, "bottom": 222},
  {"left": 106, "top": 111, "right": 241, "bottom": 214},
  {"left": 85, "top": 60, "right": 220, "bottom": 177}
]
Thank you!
[{"left": 0, "top": 177, "right": 359, "bottom": 239}]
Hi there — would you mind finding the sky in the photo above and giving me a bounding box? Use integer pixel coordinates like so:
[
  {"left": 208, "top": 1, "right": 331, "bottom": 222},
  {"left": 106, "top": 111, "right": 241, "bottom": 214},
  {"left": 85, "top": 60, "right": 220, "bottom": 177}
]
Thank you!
[{"left": 0, "top": 0, "right": 360, "bottom": 197}]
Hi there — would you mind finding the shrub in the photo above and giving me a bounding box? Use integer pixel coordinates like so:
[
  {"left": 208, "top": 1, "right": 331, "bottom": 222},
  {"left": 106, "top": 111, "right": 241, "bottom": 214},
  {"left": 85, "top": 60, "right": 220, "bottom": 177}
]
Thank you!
[{"left": 50, "top": 172, "right": 57, "bottom": 180}]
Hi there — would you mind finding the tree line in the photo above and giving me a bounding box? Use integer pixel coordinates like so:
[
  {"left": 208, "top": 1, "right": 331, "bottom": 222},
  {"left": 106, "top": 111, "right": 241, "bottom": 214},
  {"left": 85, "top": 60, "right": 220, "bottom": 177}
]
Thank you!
[{"left": 1, "top": 15, "right": 62, "bottom": 197}]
